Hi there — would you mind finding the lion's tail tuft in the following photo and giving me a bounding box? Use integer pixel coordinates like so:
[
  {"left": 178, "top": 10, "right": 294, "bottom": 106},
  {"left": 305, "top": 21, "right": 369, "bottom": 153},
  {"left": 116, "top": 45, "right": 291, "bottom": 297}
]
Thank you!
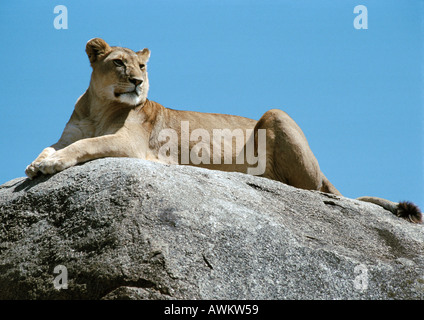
[
  {"left": 357, "top": 196, "right": 422, "bottom": 224},
  {"left": 396, "top": 201, "right": 422, "bottom": 224}
]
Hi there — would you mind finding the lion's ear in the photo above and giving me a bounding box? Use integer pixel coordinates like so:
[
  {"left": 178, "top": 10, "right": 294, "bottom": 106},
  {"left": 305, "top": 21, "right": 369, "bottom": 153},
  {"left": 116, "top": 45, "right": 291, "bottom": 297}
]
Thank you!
[
  {"left": 137, "top": 48, "right": 150, "bottom": 63},
  {"left": 86, "top": 38, "right": 111, "bottom": 64}
]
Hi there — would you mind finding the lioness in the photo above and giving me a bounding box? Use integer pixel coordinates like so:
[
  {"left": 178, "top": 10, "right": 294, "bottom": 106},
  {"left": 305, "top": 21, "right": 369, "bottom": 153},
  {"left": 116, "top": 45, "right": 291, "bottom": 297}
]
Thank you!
[{"left": 26, "top": 38, "right": 421, "bottom": 224}]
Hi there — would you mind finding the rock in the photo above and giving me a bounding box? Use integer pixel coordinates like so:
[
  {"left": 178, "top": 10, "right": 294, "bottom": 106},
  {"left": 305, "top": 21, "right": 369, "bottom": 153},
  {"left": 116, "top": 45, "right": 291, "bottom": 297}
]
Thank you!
[{"left": 0, "top": 158, "right": 423, "bottom": 299}]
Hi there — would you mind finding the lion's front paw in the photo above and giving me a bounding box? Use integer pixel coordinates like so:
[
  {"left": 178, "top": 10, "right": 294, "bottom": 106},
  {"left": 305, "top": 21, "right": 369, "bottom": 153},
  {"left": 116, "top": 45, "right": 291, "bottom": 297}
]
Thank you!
[
  {"left": 37, "top": 153, "right": 76, "bottom": 175},
  {"left": 25, "top": 147, "right": 57, "bottom": 179},
  {"left": 25, "top": 164, "right": 39, "bottom": 179}
]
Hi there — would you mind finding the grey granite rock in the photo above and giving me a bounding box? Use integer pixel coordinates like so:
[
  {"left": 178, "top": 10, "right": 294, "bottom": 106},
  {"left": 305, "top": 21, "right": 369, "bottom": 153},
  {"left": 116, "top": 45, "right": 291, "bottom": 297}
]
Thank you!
[{"left": 0, "top": 158, "right": 423, "bottom": 299}]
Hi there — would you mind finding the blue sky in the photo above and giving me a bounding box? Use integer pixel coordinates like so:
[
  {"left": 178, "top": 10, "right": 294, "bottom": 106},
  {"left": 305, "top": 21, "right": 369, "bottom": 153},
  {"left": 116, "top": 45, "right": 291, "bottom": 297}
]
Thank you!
[{"left": 0, "top": 0, "right": 423, "bottom": 209}]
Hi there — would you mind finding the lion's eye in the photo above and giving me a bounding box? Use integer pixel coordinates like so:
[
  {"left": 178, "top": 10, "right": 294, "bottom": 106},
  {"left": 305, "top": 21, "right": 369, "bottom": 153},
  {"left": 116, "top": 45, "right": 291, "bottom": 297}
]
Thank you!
[
  {"left": 113, "top": 59, "right": 125, "bottom": 67},
  {"left": 139, "top": 64, "right": 145, "bottom": 70}
]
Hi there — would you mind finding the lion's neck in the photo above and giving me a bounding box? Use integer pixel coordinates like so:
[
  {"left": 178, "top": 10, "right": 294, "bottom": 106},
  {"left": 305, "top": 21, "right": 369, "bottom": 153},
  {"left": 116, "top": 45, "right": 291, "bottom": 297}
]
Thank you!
[{"left": 82, "top": 85, "right": 147, "bottom": 119}]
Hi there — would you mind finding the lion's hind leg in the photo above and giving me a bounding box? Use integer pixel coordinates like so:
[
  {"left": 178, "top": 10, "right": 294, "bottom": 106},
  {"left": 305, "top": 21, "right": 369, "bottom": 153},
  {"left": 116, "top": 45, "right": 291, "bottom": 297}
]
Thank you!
[
  {"left": 320, "top": 174, "right": 342, "bottom": 196},
  {"left": 255, "top": 109, "right": 328, "bottom": 192}
]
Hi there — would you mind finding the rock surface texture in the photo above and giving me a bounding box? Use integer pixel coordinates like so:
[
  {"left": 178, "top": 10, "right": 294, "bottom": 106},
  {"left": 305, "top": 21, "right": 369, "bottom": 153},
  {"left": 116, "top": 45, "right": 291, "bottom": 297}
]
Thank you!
[{"left": 0, "top": 158, "right": 423, "bottom": 299}]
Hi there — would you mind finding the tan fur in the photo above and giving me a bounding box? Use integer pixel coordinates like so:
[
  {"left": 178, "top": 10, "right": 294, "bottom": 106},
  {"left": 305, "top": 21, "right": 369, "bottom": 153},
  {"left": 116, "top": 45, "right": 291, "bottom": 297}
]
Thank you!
[
  {"left": 28, "top": 38, "right": 421, "bottom": 224},
  {"left": 26, "top": 37, "right": 337, "bottom": 196}
]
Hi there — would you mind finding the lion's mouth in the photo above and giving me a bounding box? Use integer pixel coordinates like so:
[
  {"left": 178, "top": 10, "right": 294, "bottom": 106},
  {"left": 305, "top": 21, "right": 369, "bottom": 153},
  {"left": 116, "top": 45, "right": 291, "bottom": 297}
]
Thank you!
[{"left": 114, "top": 88, "right": 140, "bottom": 98}]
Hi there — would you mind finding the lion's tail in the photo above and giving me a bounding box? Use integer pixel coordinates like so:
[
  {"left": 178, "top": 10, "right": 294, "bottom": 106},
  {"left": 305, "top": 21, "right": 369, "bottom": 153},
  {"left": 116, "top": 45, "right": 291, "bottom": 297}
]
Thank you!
[{"left": 357, "top": 196, "right": 422, "bottom": 224}]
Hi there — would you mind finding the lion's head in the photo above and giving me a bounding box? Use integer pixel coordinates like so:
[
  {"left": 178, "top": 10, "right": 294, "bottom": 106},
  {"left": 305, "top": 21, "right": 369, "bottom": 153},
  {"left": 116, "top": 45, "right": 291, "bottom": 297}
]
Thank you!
[{"left": 85, "top": 38, "right": 150, "bottom": 106}]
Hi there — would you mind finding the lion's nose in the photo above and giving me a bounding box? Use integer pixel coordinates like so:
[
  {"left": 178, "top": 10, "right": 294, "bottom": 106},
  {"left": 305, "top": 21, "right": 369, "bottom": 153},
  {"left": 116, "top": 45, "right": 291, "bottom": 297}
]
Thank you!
[{"left": 129, "top": 77, "right": 143, "bottom": 86}]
